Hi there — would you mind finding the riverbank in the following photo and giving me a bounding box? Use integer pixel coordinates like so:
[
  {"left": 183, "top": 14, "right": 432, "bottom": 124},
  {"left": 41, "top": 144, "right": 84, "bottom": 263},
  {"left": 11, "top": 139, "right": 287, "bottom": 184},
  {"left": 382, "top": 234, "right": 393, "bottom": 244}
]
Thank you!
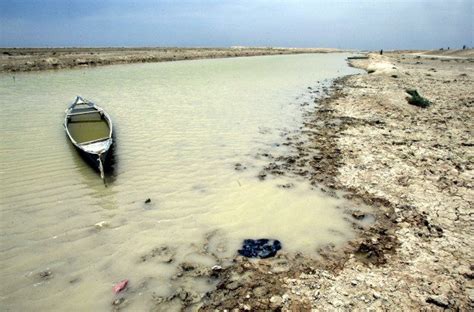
[
  {"left": 0, "top": 47, "right": 341, "bottom": 72},
  {"left": 3, "top": 48, "right": 471, "bottom": 310},
  {"left": 199, "top": 50, "right": 473, "bottom": 310}
]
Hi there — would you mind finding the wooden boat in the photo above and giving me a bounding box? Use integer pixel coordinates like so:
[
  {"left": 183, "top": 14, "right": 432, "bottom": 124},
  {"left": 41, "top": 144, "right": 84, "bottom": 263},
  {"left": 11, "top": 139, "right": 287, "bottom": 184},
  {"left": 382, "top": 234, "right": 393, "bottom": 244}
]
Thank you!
[{"left": 64, "top": 96, "right": 113, "bottom": 180}]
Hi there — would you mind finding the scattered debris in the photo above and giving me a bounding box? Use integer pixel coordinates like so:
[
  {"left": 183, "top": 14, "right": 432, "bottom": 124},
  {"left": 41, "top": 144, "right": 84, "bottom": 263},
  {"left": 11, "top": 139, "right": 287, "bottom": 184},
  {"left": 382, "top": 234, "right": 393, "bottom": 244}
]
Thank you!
[
  {"left": 426, "top": 295, "right": 450, "bottom": 309},
  {"left": 38, "top": 270, "right": 53, "bottom": 280},
  {"left": 405, "top": 89, "right": 431, "bottom": 108},
  {"left": 112, "top": 297, "right": 129, "bottom": 310},
  {"left": 234, "top": 163, "right": 247, "bottom": 171},
  {"left": 113, "top": 279, "right": 129, "bottom": 294},
  {"left": 238, "top": 239, "right": 282, "bottom": 259},
  {"left": 277, "top": 183, "right": 294, "bottom": 189},
  {"left": 351, "top": 211, "right": 366, "bottom": 220},
  {"left": 94, "top": 221, "right": 110, "bottom": 229}
]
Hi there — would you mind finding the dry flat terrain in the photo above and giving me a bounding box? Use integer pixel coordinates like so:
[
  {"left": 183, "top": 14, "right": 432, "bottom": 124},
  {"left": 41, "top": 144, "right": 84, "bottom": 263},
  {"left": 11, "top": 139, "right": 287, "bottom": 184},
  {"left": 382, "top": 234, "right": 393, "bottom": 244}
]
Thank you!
[
  {"left": 0, "top": 47, "right": 340, "bottom": 72},
  {"left": 199, "top": 50, "right": 473, "bottom": 311}
]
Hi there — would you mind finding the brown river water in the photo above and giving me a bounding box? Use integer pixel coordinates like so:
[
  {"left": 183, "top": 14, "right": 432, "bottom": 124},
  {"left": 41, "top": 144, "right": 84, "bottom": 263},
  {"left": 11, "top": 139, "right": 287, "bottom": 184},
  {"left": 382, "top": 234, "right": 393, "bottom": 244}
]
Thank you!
[{"left": 0, "top": 54, "right": 366, "bottom": 310}]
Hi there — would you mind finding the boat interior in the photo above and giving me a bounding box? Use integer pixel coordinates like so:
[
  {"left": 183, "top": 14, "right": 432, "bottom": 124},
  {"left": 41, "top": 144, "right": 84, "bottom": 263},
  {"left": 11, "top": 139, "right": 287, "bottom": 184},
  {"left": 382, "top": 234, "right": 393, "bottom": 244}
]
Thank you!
[{"left": 67, "top": 111, "right": 110, "bottom": 144}]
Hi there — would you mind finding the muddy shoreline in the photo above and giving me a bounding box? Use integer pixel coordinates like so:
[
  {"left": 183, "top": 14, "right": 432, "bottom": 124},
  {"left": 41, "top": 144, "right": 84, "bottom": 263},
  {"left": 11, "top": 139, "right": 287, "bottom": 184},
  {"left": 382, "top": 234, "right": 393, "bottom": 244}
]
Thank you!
[
  {"left": 0, "top": 47, "right": 342, "bottom": 72},
  {"left": 197, "top": 51, "right": 473, "bottom": 311}
]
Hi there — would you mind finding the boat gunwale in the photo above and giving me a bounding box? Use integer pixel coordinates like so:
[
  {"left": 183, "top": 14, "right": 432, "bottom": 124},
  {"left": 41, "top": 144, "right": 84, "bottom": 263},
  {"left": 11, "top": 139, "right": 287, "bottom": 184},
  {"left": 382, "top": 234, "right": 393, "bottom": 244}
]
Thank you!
[{"left": 64, "top": 96, "right": 113, "bottom": 155}]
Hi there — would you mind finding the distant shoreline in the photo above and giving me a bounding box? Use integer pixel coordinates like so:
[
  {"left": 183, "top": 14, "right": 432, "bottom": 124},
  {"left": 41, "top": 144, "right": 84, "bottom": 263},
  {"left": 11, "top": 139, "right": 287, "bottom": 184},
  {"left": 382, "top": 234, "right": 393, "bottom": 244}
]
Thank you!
[{"left": 0, "top": 47, "right": 346, "bottom": 73}]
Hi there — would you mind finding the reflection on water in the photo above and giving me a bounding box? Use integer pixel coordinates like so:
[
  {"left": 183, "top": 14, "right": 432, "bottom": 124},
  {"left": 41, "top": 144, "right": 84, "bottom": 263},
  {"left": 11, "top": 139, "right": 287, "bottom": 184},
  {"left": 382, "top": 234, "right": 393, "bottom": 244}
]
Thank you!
[
  {"left": 75, "top": 153, "right": 118, "bottom": 211},
  {"left": 65, "top": 133, "right": 117, "bottom": 182},
  {"left": 0, "top": 53, "right": 364, "bottom": 310}
]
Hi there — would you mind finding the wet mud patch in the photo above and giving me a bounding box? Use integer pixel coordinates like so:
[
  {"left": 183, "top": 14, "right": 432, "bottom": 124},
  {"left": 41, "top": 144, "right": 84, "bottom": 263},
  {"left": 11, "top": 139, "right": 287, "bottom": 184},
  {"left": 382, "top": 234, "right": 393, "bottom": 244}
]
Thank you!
[
  {"left": 139, "top": 246, "right": 176, "bottom": 264},
  {"left": 113, "top": 233, "right": 229, "bottom": 311},
  {"left": 201, "top": 255, "right": 318, "bottom": 311}
]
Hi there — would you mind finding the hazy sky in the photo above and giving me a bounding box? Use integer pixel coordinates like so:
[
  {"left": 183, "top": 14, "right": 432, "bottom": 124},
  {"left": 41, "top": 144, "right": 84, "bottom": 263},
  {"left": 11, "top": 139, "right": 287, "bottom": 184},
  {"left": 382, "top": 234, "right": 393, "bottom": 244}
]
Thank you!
[{"left": 0, "top": 0, "right": 472, "bottom": 49}]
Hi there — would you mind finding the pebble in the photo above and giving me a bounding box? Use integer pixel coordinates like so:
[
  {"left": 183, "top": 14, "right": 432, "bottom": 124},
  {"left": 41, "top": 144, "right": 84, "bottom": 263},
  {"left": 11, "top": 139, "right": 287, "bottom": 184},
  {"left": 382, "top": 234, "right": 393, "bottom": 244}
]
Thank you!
[
  {"left": 94, "top": 221, "right": 110, "bottom": 229},
  {"left": 253, "top": 286, "right": 267, "bottom": 297},
  {"left": 426, "top": 295, "right": 450, "bottom": 308},
  {"left": 352, "top": 211, "right": 366, "bottom": 220},
  {"left": 112, "top": 298, "right": 126, "bottom": 306},
  {"left": 466, "top": 288, "right": 474, "bottom": 302},
  {"left": 39, "top": 269, "right": 53, "bottom": 280},
  {"left": 270, "top": 295, "right": 283, "bottom": 308},
  {"left": 225, "top": 281, "right": 239, "bottom": 290}
]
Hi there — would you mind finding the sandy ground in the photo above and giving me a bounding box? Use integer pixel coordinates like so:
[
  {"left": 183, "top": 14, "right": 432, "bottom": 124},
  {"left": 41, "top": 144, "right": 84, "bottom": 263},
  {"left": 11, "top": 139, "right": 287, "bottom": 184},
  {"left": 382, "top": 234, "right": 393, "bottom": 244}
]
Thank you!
[
  {"left": 195, "top": 50, "right": 474, "bottom": 311},
  {"left": 0, "top": 47, "right": 341, "bottom": 72}
]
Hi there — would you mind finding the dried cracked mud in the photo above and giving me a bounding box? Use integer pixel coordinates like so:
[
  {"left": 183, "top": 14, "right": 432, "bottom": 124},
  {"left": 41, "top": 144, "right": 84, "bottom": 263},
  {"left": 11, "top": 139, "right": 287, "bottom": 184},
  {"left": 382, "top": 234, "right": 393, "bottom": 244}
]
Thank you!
[{"left": 197, "top": 51, "right": 474, "bottom": 311}]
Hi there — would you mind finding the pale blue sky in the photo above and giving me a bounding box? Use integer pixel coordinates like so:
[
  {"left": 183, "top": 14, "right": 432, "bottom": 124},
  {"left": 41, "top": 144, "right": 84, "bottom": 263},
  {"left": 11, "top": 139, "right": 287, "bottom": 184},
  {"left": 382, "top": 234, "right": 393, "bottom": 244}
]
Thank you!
[{"left": 0, "top": 0, "right": 472, "bottom": 49}]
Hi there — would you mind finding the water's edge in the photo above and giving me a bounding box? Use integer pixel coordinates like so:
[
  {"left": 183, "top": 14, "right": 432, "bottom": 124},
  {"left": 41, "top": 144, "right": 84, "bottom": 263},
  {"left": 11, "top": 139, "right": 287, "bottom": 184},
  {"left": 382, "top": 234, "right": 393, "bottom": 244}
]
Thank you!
[{"left": 0, "top": 53, "right": 365, "bottom": 311}]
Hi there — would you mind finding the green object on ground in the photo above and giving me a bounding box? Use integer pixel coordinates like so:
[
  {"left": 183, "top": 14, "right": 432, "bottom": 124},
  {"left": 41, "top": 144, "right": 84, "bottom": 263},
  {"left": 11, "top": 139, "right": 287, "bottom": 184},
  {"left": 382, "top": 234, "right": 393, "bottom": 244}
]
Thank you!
[{"left": 406, "top": 89, "right": 431, "bottom": 108}]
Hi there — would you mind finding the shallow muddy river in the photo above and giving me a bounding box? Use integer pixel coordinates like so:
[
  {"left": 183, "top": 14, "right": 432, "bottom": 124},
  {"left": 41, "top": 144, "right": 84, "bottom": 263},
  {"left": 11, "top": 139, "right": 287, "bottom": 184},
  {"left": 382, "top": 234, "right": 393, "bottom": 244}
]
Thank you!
[{"left": 0, "top": 54, "right": 364, "bottom": 310}]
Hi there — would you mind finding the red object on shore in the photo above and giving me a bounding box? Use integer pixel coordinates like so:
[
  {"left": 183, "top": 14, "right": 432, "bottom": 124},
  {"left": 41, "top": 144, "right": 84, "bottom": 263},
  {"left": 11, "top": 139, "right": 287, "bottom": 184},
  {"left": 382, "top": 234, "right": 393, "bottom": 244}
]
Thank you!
[{"left": 113, "top": 279, "right": 128, "bottom": 293}]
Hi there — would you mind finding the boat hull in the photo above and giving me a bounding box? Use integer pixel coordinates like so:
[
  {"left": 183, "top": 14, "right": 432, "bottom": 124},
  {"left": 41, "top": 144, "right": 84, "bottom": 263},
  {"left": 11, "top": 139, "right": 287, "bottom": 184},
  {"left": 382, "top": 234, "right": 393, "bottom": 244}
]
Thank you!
[
  {"left": 64, "top": 96, "right": 115, "bottom": 177},
  {"left": 74, "top": 142, "right": 115, "bottom": 174}
]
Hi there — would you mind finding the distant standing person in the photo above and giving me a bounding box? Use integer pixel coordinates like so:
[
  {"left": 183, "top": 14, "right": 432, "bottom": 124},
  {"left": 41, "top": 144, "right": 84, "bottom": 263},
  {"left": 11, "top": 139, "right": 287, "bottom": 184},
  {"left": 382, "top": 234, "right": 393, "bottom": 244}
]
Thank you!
[{"left": 380, "top": 49, "right": 383, "bottom": 55}]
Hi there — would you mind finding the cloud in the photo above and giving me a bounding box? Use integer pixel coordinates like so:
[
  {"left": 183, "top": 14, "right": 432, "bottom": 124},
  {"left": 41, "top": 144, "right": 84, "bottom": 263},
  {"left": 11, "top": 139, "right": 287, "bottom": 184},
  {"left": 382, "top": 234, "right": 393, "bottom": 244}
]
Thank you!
[{"left": 0, "top": 0, "right": 472, "bottom": 48}]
